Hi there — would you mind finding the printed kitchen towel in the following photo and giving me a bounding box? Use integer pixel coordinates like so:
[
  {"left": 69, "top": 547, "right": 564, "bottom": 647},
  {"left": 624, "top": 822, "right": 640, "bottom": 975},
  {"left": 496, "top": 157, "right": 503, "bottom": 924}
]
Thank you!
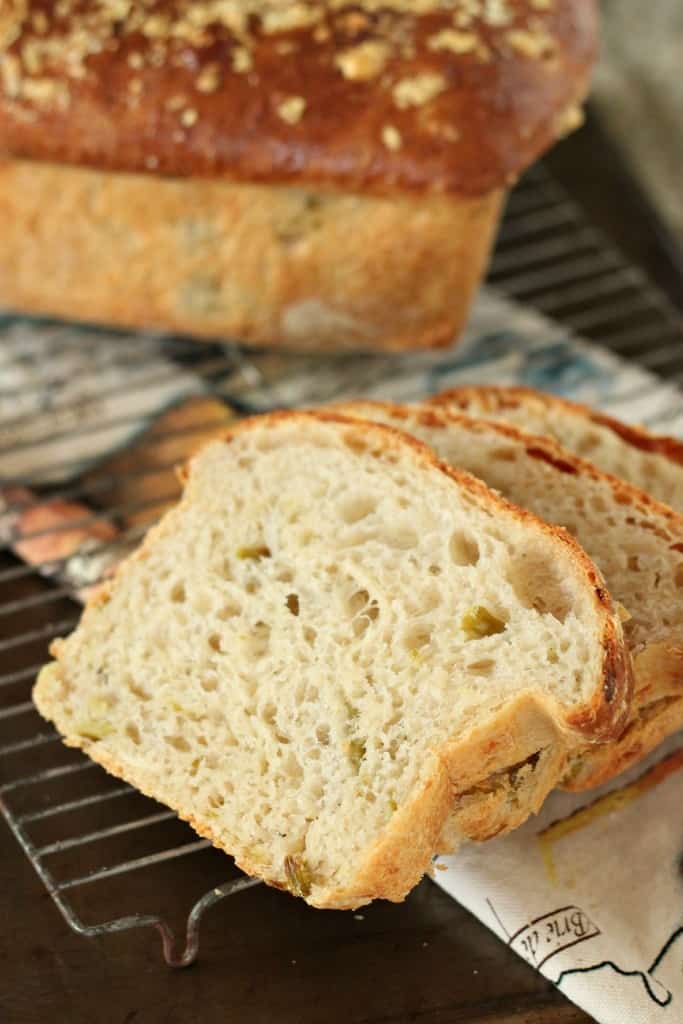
[{"left": 434, "top": 737, "right": 683, "bottom": 1023}]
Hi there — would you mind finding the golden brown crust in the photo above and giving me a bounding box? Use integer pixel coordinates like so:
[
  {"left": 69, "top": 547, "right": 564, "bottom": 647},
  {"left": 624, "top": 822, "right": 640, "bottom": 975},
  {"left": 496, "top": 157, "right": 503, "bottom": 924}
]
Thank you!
[
  {"left": 564, "top": 695, "right": 683, "bottom": 791},
  {"left": 565, "top": 641, "right": 683, "bottom": 790},
  {"left": 405, "top": 396, "right": 683, "bottom": 532},
  {"left": 0, "top": 1, "right": 596, "bottom": 196},
  {"left": 430, "top": 385, "right": 683, "bottom": 467},
  {"left": 0, "top": 159, "right": 502, "bottom": 351},
  {"left": 437, "top": 694, "right": 567, "bottom": 845}
]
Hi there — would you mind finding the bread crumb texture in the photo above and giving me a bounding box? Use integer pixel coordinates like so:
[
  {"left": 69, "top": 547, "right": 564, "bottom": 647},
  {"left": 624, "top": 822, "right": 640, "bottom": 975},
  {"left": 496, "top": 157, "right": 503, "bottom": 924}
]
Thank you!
[
  {"left": 0, "top": 0, "right": 597, "bottom": 195},
  {"left": 34, "top": 414, "right": 625, "bottom": 908}
]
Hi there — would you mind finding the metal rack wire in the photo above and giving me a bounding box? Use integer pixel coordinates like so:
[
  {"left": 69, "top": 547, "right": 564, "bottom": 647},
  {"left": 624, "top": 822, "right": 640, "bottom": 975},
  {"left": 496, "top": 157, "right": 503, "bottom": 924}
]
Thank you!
[{"left": 1, "top": 161, "right": 682, "bottom": 967}]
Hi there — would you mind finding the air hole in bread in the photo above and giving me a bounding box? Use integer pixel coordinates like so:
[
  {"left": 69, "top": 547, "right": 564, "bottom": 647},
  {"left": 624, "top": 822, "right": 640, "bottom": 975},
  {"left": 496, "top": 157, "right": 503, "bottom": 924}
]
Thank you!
[
  {"left": 348, "top": 737, "right": 366, "bottom": 773},
  {"left": 637, "top": 519, "right": 670, "bottom": 541},
  {"left": 277, "top": 568, "right": 294, "bottom": 583},
  {"left": 283, "top": 752, "right": 303, "bottom": 781},
  {"left": 411, "top": 586, "right": 440, "bottom": 616},
  {"left": 467, "top": 659, "right": 496, "bottom": 676},
  {"left": 384, "top": 527, "right": 418, "bottom": 550},
  {"left": 576, "top": 432, "right": 601, "bottom": 455},
  {"left": 387, "top": 735, "right": 402, "bottom": 759},
  {"left": 224, "top": 726, "right": 239, "bottom": 747},
  {"left": 286, "top": 593, "right": 300, "bottom": 616},
  {"left": 200, "top": 676, "right": 218, "bottom": 693},
  {"left": 309, "top": 781, "right": 324, "bottom": 801},
  {"left": 403, "top": 624, "right": 431, "bottom": 652},
  {"left": 125, "top": 675, "right": 151, "bottom": 701},
  {"left": 341, "top": 496, "right": 376, "bottom": 524},
  {"left": 316, "top": 724, "right": 330, "bottom": 746},
  {"left": 245, "top": 579, "right": 261, "bottom": 595},
  {"left": 303, "top": 626, "right": 316, "bottom": 646},
  {"left": 507, "top": 551, "right": 572, "bottom": 623},
  {"left": 208, "top": 633, "right": 222, "bottom": 652},
  {"left": 238, "top": 544, "right": 271, "bottom": 561},
  {"left": 449, "top": 529, "right": 480, "bottom": 566},
  {"left": 166, "top": 734, "right": 191, "bottom": 752},
  {"left": 628, "top": 554, "right": 641, "bottom": 572},
  {"left": 491, "top": 447, "right": 517, "bottom": 463},
  {"left": 349, "top": 590, "right": 379, "bottom": 636},
  {"left": 261, "top": 702, "right": 276, "bottom": 726},
  {"left": 249, "top": 622, "right": 270, "bottom": 657},
  {"left": 170, "top": 582, "right": 186, "bottom": 603},
  {"left": 428, "top": 564, "right": 442, "bottom": 576},
  {"left": 348, "top": 589, "right": 370, "bottom": 616},
  {"left": 217, "top": 600, "right": 241, "bottom": 620},
  {"left": 343, "top": 432, "right": 367, "bottom": 454},
  {"left": 674, "top": 565, "right": 683, "bottom": 589},
  {"left": 125, "top": 723, "right": 141, "bottom": 745}
]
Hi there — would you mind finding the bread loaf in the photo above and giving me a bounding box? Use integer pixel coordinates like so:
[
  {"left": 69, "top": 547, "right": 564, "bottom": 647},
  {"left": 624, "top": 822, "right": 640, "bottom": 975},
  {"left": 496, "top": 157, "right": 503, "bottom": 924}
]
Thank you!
[
  {"left": 34, "top": 412, "right": 628, "bottom": 908},
  {"left": 0, "top": 1, "right": 597, "bottom": 350},
  {"left": 335, "top": 399, "right": 683, "bottom": 791}
]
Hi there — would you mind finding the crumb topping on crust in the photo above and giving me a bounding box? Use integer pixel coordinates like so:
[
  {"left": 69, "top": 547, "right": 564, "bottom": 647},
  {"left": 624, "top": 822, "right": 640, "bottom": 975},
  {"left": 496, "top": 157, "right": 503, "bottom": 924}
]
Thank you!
[{"left": 0, "top": 0, "right": 596, "bottom": 195}]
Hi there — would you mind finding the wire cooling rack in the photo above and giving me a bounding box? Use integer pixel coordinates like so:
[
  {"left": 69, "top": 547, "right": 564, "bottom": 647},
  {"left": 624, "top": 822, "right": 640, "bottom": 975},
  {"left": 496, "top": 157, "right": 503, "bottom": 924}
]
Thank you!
[{"left": 1, "top": 160, "right": 683, "bottom": 968}]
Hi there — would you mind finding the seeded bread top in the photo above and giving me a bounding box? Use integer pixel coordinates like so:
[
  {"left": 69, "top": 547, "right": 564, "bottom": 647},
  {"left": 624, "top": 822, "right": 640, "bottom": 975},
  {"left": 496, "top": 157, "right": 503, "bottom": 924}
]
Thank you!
[{"left": 0, "top": 0, "right": 596, "bottom": 195}]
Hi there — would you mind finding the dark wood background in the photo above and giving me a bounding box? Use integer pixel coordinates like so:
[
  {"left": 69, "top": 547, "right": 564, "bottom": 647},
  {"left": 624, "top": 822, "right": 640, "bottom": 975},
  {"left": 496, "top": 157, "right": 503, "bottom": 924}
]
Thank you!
[{"left": 2, "top": 112, "right": 681, "bottom": 1024}]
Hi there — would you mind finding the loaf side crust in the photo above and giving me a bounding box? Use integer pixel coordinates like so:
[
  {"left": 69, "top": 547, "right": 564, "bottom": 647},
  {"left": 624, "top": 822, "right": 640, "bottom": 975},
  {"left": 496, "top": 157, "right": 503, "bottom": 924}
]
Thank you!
[{"left": 0, "top": 159, "right": 502, "bottom": 351}]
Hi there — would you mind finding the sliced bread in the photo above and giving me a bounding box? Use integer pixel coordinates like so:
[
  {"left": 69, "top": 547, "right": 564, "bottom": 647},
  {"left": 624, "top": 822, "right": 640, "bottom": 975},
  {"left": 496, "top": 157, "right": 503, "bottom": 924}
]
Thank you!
[
  {"left": 429, "top": 385, "right": 683, "bottom": 512},
  {"left": 33, "top": 412, "right": 628, "bottom": 908},
  {"left": 333, "top": 400, "right": 683, "bottom": 791}
]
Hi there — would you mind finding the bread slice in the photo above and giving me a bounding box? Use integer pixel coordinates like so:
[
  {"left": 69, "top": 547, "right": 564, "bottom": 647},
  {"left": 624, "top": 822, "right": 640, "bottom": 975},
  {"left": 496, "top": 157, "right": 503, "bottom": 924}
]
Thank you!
[
  {"left": 333, "top": 401, "right": 683, "bottom": 792},
  {"left": 428, "top": 387, "right": 683, "bottom": 786},
  {"left": 33, "top": 412, "right": 628, "bottom": 909},
  {"left": 429, "top": 385, "right": 683, "bottom": 512}
]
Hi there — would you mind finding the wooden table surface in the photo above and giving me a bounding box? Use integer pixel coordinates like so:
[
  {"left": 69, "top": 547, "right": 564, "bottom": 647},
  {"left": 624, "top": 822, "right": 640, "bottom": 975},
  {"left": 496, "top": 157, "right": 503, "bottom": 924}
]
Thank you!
[{"left": 2, "top": 112, "right": 681, "bottom": 1024}]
